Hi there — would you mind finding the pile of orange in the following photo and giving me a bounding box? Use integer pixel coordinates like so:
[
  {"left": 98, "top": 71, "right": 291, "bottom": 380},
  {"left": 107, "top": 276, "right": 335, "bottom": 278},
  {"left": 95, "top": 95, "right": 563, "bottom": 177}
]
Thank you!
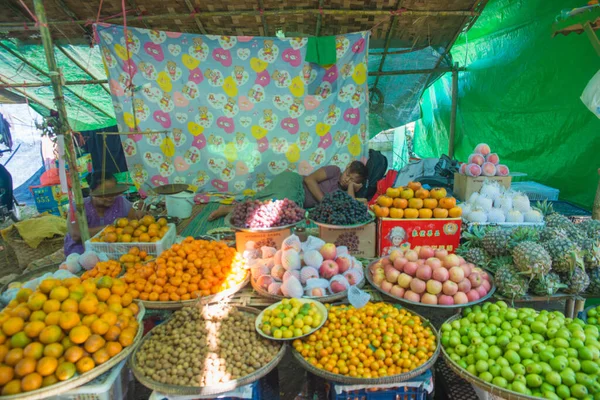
[
  {"left": 121, "top": 237, "right": 248, "bottom": 302},
  {"left": 0, "top": 276, "right": 139, "bottom": 395},
  {"left": 293, "top": 302, "right": 436, "bottom": 379},
  {"left": 372, "top": 182, "right": 462, "bottom": 219},
  {"left": 91, "top": 216, "right": 169, "bottom": 244},
  {"left": 119, "top": 247, "right": 153, "bottom": 269},
  {"left": 81, "top": 260, "right": 122, "bottom": 280}
]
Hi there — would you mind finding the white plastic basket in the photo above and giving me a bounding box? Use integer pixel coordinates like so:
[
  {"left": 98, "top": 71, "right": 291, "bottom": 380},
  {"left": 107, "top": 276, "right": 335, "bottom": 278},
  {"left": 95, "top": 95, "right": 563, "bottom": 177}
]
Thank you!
[
  {"left": 47, "top": 359, "right": 130, "bottom": 400},
  {"left": 84, "top": 223, "right": 177, "bottom": 260},
  {"left": 510, "top": 181, "right": 559, "bottom": 201}
]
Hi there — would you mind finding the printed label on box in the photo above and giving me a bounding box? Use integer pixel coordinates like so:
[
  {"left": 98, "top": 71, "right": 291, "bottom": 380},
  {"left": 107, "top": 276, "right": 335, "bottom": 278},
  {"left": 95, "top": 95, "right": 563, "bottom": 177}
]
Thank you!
[
  {"left": 377, "top": 218, "right": 461, "bottom": 256},
  {"left": 235, "top": 229, "right": 291, "bottom": 252}
]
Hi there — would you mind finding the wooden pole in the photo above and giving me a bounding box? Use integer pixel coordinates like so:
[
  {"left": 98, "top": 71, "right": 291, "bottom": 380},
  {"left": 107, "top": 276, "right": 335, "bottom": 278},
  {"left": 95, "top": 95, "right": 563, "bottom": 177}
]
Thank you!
[
  {"left": 583, "top": 22, "right": 600, "bottom": 57},
  {"left": 33, "top": 0, "right": 90, "bottom": 242},
  {"left": 594, "top": 168, "right": 600, "bottom": 220},
  {"left": 448, "top": 63, "right": 459, "bottom": 158}
]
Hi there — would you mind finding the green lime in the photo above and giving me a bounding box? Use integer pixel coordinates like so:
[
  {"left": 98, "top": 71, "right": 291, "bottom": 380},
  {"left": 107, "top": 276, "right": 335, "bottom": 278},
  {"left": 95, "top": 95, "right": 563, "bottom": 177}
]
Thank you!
[
  {"left": 525, "top": 363, "right": 542, "bottom": 375},
  {"left": 511, "top": 363, "right": 526, "bottom": 376},
  {"left": 492, "top": 376, "right": 508, "bottom": 388},
  {"left": 531, "top": 321, "right": 547, "bottom": 334},
  {"left": 504, "top": 350, "right": 521, "bottom": 365},
  {"left": 501, "top": 366, "right": 515, "bottom": 382},
  {"left": 525, "top": 373, "right": 542, "bottom": 388},
  {"left": 581, "top": 360, "right": 599, "bottom": 375},
  {"left": 556, "top": 384, "right": 570, "bottom": 399},
  {"left": 540, "top": 382, "right": 556, "bottom": 394},
  {"left": 519, "top": 347, "right": 533, "bottom": 360},
  {"left": 578, "top": 346, "right": 594, "bottom": 361},
  {"left": 475, "top": 360, "right": 489, "bottom": 373},
  {"left": 540, "top": 350, "right": 555, "bottom": 362},
  {"left": 566, "top": 348, "right": 579, "bottom": 358},
  {"left": 542, "top": 391, "right": 560, "bottom": 400},
  {"left": 455, "top": 344, "right": 467, "bottom": 356},
  {"left": 570, "top": 383, "right": 588, "bottom": 399},
  {"left": 466, "top": 364, "right": 477, "bottom": 375},
  {"left": 479, "top": 371, "right": 493, "bottom": 382},
  {"left": 555, "top": 328, "right": 571, "bottom": 341},
  {"left": 545, "top": 370, "right": 562, "bottom": 386},
  {"left": 511, "top": 381, "right": 527, "bottom": 394},
  {"left": 496, "top": 357, "right": 509, "bottom": 367},
  {"left": 568, "top": 357, "right": 581, "bottom": 372},
  {"left": 560, "top": 369, "right": 576, "bottom": 387},
  {"left": 475, "top": 349, "right": 489, "bottom": 361},
  {"left": 488, "top": 346, "right": 502, "bottom": 360},
  {"left": 553, "top": 338, "right": 569, "bottom": 349},
  {"left": 489, "top": 364, "right": 501, "bottom": 377},
  {"left": 539, "top": 362, "right": 552, "bottom": 375},
  {"left": 550, "top": 355, "right": 568, "bottom": 371},
  {"left": 448, "top": 336, "right": 461, "bottom": 347}
]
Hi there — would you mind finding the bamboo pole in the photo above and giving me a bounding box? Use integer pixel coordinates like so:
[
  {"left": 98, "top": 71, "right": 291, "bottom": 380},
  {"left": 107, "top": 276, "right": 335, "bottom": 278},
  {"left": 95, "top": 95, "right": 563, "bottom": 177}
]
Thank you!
[
  {"left": 257, "top": 0, "right": 269, "bottom": 36},
  {"left": 56, "top": 45, "right": 112, "bottom": 95},
  {"left": 0, "top": 79, "right": 108, "bottom": 88},
  {"left": 183, "top": 0, "right": 208, "bottom": 34},
  {"left": 448, "top": 63, "right": 459, "bottom": 158},
  {"left": 0, "top": 8, "right": 480, "bottom": 31},
  {"left": 368, "top": 66, "right": 465, "bottom": 76},
  {"left": 33, "top": 0, "right": 90, "bottom": 242},
  {"left": 583, "top": 22, "right": 600, "bottom": 57},
  {"left": 372, "top": 0, "right": 402, "bottom": 89},
  {"left": 594, "top": 168, "right": 600, "bottom": 220}
]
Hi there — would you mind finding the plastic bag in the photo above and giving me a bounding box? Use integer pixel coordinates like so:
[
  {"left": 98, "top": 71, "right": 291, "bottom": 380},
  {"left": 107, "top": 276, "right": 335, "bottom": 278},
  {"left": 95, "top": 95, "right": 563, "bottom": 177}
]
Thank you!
[{"left": 581, "top": 70, "right": 600, "bottom": 119}]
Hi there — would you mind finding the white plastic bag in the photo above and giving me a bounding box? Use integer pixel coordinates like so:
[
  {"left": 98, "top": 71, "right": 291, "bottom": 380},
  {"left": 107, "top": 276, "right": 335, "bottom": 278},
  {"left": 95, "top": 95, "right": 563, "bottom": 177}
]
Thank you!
[{"left": 581, "top": 70, "right": 600, "bottom": 119}]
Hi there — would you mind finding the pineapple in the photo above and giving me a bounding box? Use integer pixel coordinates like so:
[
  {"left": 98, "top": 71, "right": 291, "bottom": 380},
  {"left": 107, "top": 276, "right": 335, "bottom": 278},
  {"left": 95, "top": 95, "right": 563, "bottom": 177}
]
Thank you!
[
  {"left": 482, "top": 228, "right": 511, "bottom": 257},
  {"left": 539, "top": 227, "right": 568, "bottom": 243},
  {"left": 576, "top": 237, "right": 600, "bottom": 269},
  {"left": 509, "top": 226, "right": 541, "bottom": 246},
  {"left": 530, "top": 273, "right": 565, "bottom": 296},
  {"left": 463, "top": 247, "right": 490, "bottom": 268},
  {"left": 495, "top": 263, "right": 529, "bottom": 300},
  {"left": 488, "top": 256, "right": 514, "bottom": 274},
  {"left": 535, "top": 200, "right": 555, "bottom": 217},
  {"left": 546, "top": 213, "right": 586, "bottom": 241},
  {"left": 512, "top": 241, "right": 552, "bottom": 279},
  {"left": 580, "top": 219, "right": 600, "bottom": 239},
  {"left": 562, "top": 266, "right": 590, "bottom": 295},
  {"left": 461, "top": 225, "right": 487, "bottom": 249},
  {"left": 543, "top": 238, "right": 581, "bottom": 274},
  {"left": 586, "top": 268, "right": 600, "bottom": 295}
]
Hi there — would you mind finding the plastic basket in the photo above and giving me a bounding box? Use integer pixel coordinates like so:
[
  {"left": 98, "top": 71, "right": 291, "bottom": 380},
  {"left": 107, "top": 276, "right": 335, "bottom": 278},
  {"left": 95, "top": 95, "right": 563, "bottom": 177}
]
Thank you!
[
  {"left": 510, "top": 181, "right": 559, "bottom": 201},
  {"left": 47, "top": 359, "right": 130, "bottom": 400},
  {"left": 84, "top": 223, "right": 177, "bottom": 260},
  {"left": 329, "top": 384, "right": 427, "bottom": 400},
  {"left": 149, "top": 381, "right": 261, "bottom": 399}
]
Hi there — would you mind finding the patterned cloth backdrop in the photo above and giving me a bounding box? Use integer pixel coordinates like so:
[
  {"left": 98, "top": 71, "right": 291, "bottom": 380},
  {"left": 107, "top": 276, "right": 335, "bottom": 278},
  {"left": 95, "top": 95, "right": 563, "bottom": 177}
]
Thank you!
[{"left": 97, "top": 24, "right": 370, "bottom": 196}]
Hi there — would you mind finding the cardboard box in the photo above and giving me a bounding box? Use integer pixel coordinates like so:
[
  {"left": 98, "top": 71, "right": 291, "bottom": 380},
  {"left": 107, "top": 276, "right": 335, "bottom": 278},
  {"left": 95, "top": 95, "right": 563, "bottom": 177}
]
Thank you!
[
  {"left": 235, "top": 229, "right": 291, "bottom": 253},
  {"left": 453, "top": 173, "right": 512, "bottom": 201},
  {"left": 318, "top": 222, "right": 376, "bottom": 258},
  {"left": 377, "top": 218, "right": 461, "bottom": 257}
]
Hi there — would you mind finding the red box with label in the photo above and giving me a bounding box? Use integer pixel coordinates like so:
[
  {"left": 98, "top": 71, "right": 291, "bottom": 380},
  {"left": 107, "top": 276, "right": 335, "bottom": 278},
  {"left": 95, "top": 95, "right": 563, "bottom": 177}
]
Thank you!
[{"left": 377, "top": 218, "right": 461, "bottom": 257}]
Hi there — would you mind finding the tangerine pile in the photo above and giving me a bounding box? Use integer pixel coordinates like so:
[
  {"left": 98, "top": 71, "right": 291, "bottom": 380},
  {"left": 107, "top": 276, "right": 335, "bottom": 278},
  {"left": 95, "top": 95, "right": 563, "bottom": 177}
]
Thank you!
[
  {"left": 81, "top": 260, "right": 122, "bottom": 280},
  {"left": 373, "top": 182, "right": 462, "bottom": 219},
  {"left": 92, "top": 215, "right": 169, "bottom": 244},
  {"left": 0, "top": 276, "right": 140, "bottom": 395},
  {"left": 293, "top": 302, "right": 436, "bottom": 379},
  {"left": 119, "top": 247, "right": 153, "bottom": 269},
  {"left": 121, "top": 237, "right": 248, "bottom": 302}
]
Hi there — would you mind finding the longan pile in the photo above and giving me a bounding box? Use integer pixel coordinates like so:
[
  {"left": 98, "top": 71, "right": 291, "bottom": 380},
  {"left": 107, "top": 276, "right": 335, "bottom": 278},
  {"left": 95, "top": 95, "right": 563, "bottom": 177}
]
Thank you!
[
  {"left": 122, "top": 238, "right": 248, "bottom": 302},
  {"left": 81, "top": 260, "right": 122, "bottom": 280},
  {"left": 135, "top": 306, "right": 281, "bottom": 386},
  {"left": 293, "top": 302, "right": 437, "bottom": 379}
]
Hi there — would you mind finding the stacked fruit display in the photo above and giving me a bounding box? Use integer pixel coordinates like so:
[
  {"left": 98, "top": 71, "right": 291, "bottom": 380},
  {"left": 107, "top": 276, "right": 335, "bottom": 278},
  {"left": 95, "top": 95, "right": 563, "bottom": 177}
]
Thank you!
[
  {"left": 80, "top": 260, "right": 122, "bottom": 280},
  {"left": 91, "top": 216, "right": 170, "bottom": 243},
  {"left": 258, "top": 298, "right": 325, "bottom": 339},
  {"left": 230, "top": 198, "right": 305, "bottom": 229},
  {"left": 134, "top": 305, "right": 281, "bottom": 387},
  {"left": 458, "top": 203, "right": 600, "bottom": 299},
  {"left": 369, "top": 246, "right": 492, "bottom": 306},
  {"left": 442, "top": 302, "right": 600, "bottom": 399},
  {"left": 584, "top": 306, "right": 600, "bottom": 329},
  {"left": 118, "top": 247, "right": 154, "bottom": 269},
  {"left": 458, "top": 143, "right": 510, "bottom": 177},
  {"left": 0, "top": 276, "right": 140, "bottom": 395},
  {"left": 372, "top": 182, "right": 462, "bottom": 219},
  {"left": 460, "top": 180, "right": 544, "bottom": 224},
  {"left": 308, "top": 190, "right": 371, "bottom": 225},
  {"left": 246, "top": 234, "right": 364, "bottom": 298},
  {"left": 293, "top": 302, "right": 437, "bottom": 379},
  {"left": 121, "top": 237, "right": 248, "bottom": 302}
]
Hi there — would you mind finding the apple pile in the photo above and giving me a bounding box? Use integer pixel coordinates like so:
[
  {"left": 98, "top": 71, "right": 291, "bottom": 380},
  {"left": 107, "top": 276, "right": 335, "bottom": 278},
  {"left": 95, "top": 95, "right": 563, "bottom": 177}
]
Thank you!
[
  {"left": 369, "top": 246, "right": 492, "bottom": 306},
  {"left": 245, "top": 235, "right": 364, "bottom": 298}
]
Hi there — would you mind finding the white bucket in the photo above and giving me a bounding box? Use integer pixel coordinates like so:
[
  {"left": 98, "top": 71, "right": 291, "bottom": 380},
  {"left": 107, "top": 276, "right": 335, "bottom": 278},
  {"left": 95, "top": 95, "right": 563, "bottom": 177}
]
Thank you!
[{"left": 165, "top": 191, "right": 195, "bottom": 219}]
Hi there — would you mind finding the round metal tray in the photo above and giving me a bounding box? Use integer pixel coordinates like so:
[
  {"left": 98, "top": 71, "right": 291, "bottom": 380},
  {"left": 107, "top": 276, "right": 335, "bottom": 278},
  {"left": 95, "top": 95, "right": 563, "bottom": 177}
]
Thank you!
[
  {"left": 441, "top": 313, "right": 544, "bottom": 400},
  {"left": 365, "top": 259, "right": 496, "bottom": 309},
  {"left": 136, "top": 273, "right": 249, "bottom": 310},
  {"left": 291, "top": 303, "right": 440, "bottom": 384},
  {"left": 308, "top": 210, "right": 375, "bottom": 230},
  {"left": 130, "top": 305, "right": 287, "bottom": 396},
  {"left": 255, "top": 298, "right": 328, "bottom": 341},
  {"left": 224, "top": 213, "right": 304, "bottom": 233}
]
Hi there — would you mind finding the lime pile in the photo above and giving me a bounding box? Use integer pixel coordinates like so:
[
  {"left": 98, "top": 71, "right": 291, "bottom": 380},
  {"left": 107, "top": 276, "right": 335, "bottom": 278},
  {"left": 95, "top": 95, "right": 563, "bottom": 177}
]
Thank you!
[
  {"left": 259, "top": 299, "right": 323, "bottom": 339},
  {"left": 585, "top": 306, "right": 600, "bottom": 328},
  {"left": 442, "top": 301, "right": 600, "bottom": 399}
]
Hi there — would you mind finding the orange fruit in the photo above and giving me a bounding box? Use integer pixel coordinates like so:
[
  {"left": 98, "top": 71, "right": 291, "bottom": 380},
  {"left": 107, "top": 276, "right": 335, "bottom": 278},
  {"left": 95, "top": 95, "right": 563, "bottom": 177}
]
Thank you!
[
  {"left": 82, "top": 280, "right": 97, "bottom": 293},
  {"left": 42, "top": 374, "right": 59, "bottom": 387},
  {"left": 91, "top": 319, "right": 110, "bottom": 336},
  {"left": 59, "top": 312, "right": 81, "bottom": 331},
  {"left": 118, "top": 327, "right": 136, "bottom": 347},
  {"left": 139, "top": 233, "right": 151, "bottom": 242},
  {"left": 23, "top": 343, "right": 44, "bottom": 360},
  {"left": 39, "top": 325, "right": 62, "bottom": 344},
  {"left": 62, "top": 277, "right": 81, "bottom": 288},
  {"left": 104, "top": 326, "right": 121, "bottom": 342},
  {"left": 27, "top": 293, "right": 48, "bottom": 311},
  {"left": 2, "top": 317, "right": 24, "bottom": 336},
  {"left": 23, "top": 321, "right": 45, "bottom": 339},
  {"left": 43, "top": 343, "right": 64, "bottom": 358},
  {"left": 433, "top": 208, "right": 449, "bottom": 218},
  {"left": 92, "top": 348, "right": 110, "bottom": 365},
  {"left": 36, "top": 356, "right": 58, "bottom": 377},
  {"left": 407, "top": 198, "right": 423, "bottom": 210},
  {"left": 82, "top": 315, "right": 99, "bottom": 327},
  {"left": 0, "top": 364, "right": 14, "bottom": 386},
  {"left": 0, "top": 344, "right": 9, "bottom": 362},
  {"left": 55, "top": 362, "right": 76, "bottom": 381},
  {"left": 105, "top": 341, "right": 122, "bottom": 357},
  {"left": 1, "top": 379, "right": 22, "bottom": 395},
  {"left": 106, "top": 294, "right": 121, "bottom": 306},
  {"left": 45, "top": 311, "right": 63, "bottom": 326},
  {"left": 75, "top": 356, "right": 95, "bottom": 374},
  {"left": 104, "top": 232, "right": 117, "bottom": 243},
  {"left": 403, "top": 208, "right": 419, "bottom": 219},
  {"left": 61, "top": 337, "right": 74, "bottom": 350},
  {"left": 448, "top": 206, "right": 462, "bottom": 218},
  {"left": 79, "top": 295, "right": 99, "bottom": 315},
  {"left": 111, "top": 282, "right": 127, "bottom": 296},
  {"left": 127, "top": 303, "right": 139, "bottom": 315},
  {"left": 96, "top": 288, "right": 111, "bottom": 302},
  {"left": 10, "top": 305, "right": 31, "bottom": 320},
  {"left": 49, "top": 286, "right": 69, "bottom": 302},
  {"left": 100, "top": 312, "right": 118, "bottom": 326},
  {"left": 21, "top": 372, "right": 43, "bottom": 391},
  {"left": 4, "top": 348, "right": 24, "bottom": 366},
  {"left": 389, "top": 208, "right": 404, "bottom": 219},
  {"left": 141, "top": 215, "right": 155, "bottom": 227},
  {"left": 14, "top": 357, "right": 37, "bottom": 377},
  {"left": 15, "top": 288, "right": 33, "bottom": 303},
  {"left": 10, "top": 332, "right": 31, "bottom": 349},
  {"left": 60, "top": 299, "right": 79, "bottom": 313},
  {"left": 419, "top": 208, "right": 433, "bottom": 219},
  {"left": 423, "top": 198, "right": 438, "bottom": 209},
  {"left": 69, "top": 325, "right": 91, "bottom": 345},
  {"left": 42, "top": 299, "right": 61, "bottom": 315},
  {"left": 29, "top": 311, "right": 47, "bottom": 322},
  {"left": 84, "top": 335, "right": 105, "bottom": 354},
  {"left": 108, "top": 303, "right": 123, "bottom": 315},
  {"left": 116, "top": 218, "right": 129, "bottom": 228},
  {"left": 376, "top": 195, "right": 393, "bottom": 208},
  {"left": 64, "top": 346, "right": 84, "bottom": 363},
  {"left": 95, "top": 303, "right": 108, "bottom": 317}
]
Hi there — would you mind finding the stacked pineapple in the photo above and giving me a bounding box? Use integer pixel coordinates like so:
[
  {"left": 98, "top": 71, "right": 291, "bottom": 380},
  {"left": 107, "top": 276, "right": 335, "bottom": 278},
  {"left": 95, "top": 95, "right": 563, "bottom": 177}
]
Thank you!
[{"left": 457, "top": 201, "right": 600, "bottom": 300}]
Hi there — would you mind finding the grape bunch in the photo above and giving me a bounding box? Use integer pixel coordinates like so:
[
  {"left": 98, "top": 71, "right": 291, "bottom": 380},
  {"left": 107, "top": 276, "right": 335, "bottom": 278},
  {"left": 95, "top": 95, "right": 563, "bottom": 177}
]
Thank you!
[
  {"left": 308, "top": 190, "right": 371, "bottom": 225},
  {"left": 335, "top": 232, "right": 360, "bottom": 252},
  {"left": 230, "top": 198, "right": 305, "bottom": 229}
]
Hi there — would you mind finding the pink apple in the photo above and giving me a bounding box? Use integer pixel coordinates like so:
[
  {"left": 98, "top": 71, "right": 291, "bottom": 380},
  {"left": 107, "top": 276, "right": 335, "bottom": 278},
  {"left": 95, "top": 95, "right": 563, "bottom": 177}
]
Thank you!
[
  {"left": 454, "top": 292, "right": 469, "bottom": 304},
  {"left": 432, "top": 268, "right": 449, "bottom": 283},
  {"left": 457, "top": 256, "right": 467, "bottom": 265},
  {"left": 397, "top": 273, "right": 413, "bottom": 289},
  {"left": 460, "top": 263, "right": 472, "bottom": 278},
  {"left": 331, "top": 280, "right": 348, "bottom": 294},
  {"left": 416, "top": 265, "right": 433, "bottom": 281},
  {"left": 369, "top": 262, "right": 383, "bottom": 275},
  {"left": 466, "top": 289, "right": 480, "bottom": 302},
  {"left": 444, "top": 254, "right": 461, "bottom": 269},
  {"left": 393, "top": 257, "right": 408, "bottom": 271},
  {"left": 389, "top": 250, "right": 403, "bottom": 262},
  {"left": 435, "top": 249, "right": 449, "bottom": 259},
  {"left": 307, "top": 287, "right": 324, "bottom": 297},
  {"left": 320, "top": 243, "right": 337, "bottom": 261},
  {"left": 481, "top": 279, "right": 491, "bottom": 291},
  {"left": 403, "top": 262, "right": 418, "bottom": 277},
  {"left": 410, "top": 278, "right": 426, "bottom": 294},
  {"left": 439, "top": 295, "right": 455, "bottom": 305},
  {"left": 390, "top": 285, "right": 405, "bottom": 298},
  {"left": 380, "top": 280, "right": 393, "bottom": 293},
  {"left": 404, "top": 290, "right": 421, "bottom": 303},
  {"left": 419, "top": 246, "right": 435, "bottom": 260},
  {"left": 405, "top": 250, "right": 419, "bottom": 262},
  {"left": 443, "top": 280, "right": 458, "bottom": 296},
  {"left": 426, "top": 257, "right": 442, "bottom": 270},
  {"left": 385, "top": 265, "right": 400, "bottom": 283},
  {"left": 382, "top": 257, "right": 392, "bottom": 267},
  {"left": 476, "top": 285, "right": 488, "bottom": 297},
  {"left": 421, "top": 293, "right": 438, "bottom": 305},
  {"left": 373, "top": 272, "right": 385, "bottom": 286},
  {"left": 468, "top": 272, "right": 482, "bottom": 288},
  {"left": 458, "top": 279, "right": 472, "bottom": 293},
  {"left": 335, "top": 255, "right": 352, "bottom": 274},
  {"left": 426, "top": 280, "right": 443, "bottom": 295},
  {"left": 319, "top": 260, "right": 339, "bottom": 279},
  {"left": 449, "top": 266, "right": 465, "bottom": 283}
]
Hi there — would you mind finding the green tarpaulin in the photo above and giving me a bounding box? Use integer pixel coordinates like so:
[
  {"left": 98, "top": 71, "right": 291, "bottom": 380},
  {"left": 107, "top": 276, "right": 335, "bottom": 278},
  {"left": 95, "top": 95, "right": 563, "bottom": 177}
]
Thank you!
[{"left": 414, "top": 0, "right": 600, "bottom": 209}]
